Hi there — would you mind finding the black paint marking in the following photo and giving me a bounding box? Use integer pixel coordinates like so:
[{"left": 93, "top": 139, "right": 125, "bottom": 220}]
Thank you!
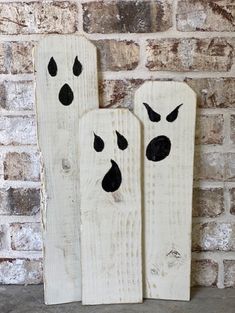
[
  {"left": 94, "top": 133, "right": 104, "bottom": 152},
  {"left": 166, "top": 250, "right": 181, "bottom": 258},
  {"left": 48, "top": 57, "right": 57, "bottom": 77},
  {"left": 73, "top": 56, "right": 82, "bottom": 77},
  {"left": 143, "top": 102, "right": 161, "bottom": 122},
  {"left": 146, "top": 135, "right": 171, "bottom": 162},
  {"left": 116, "top": 131, "right": 128, "bottom": 150},
  {"left": 166, "top": 103, "right": 183, "bottom": 122},
  {"left": 58, "top": 83, "right": 74, "bottom": 106},
  {"left": 102, "top": 159, "right": 122, "bottom": 192}
]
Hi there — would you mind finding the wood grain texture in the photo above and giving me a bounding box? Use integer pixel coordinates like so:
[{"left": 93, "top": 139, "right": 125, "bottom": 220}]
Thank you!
[
  {"left": 35, "top": 35, "right": 99, "bottom": 304},
  {"left": 79, "top": 109, "right": 142, "bottom": 305},
  {"left": 134, "top": 81, "right": 196, "bottom": 301}
]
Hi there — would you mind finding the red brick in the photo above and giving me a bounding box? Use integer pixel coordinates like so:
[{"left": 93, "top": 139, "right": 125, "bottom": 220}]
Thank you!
[
  {"left": 195, "top": 114, "right": 224, "bottom": 145},
  {"left": 3, "top": 152, "right": 40, "bottom": 181},
  {"left": 193, "top": 188, "right": 224, "bottom": 217},
  {"left": 5, "top": 188, "right": 40, "bottom": 215},
  {"left": 224, "top": 260, "right": 235, "bottom": 287},
  {"left": 231, "top": 115, "right": 235, "bottom": 144},
  {"left": 99, "top": 79, "right": 144, "bottom": 108},
  {"left": 94, "top": 40, "right": 139, "bottom": 71},
  {"left": 225, "top": 153, "right": 235, "bottom": 181},
  {"left": 146, "top": 38, "right": 234, "bottom": 72},
  {"left": 191, "top": 259, "right": 218, "bottom": 287},
  {"left": 230, "top": 188, "right": 235, "bottom": 215},
  {"left": 177, "top": 0, "right": 235, "bottom": 32},
  {"left": 194, "top": 152, "right": 224, "bottom": 181},
  {"left": 0, "top": 42, "right": 34, "bottom": 75},
  {"left": 83, "top": 0, "right": 172, "bottom": 33},
  {"left": 0, "top": 2, "right": 78, "bottom": 34},
  {"left": 10, "top": 42, "right": 34, "bottom": 74},
  {"left": 185, "top": 78, "right": 235, "bottom": 108}
]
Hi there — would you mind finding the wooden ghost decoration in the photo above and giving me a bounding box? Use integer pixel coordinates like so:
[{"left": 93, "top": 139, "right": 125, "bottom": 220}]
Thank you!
[
  {"left": 134, "top": 81, "right": 196, "bottom": 301},
  {"left": 35, "top": 35, "right": 99, "bottom": 304},
  {"left": 79, "top": 109, "right": 142, "bottom": 305}
]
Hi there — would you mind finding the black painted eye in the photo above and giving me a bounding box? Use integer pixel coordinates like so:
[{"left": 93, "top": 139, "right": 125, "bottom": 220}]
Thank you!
[
  {"left": 58, "top": 83, "right": 74, "bottom": 106},
  {"left": 166, "top": 104, "right": 183, "bottom": 122},
  {"left": 94, "top": 133, "right": 104, "bottom": 152},
  {"left": 143, "top": 102, "right": 161, "bottom": 122},
  {"left": 48, "top": 57, "right": 57, "bottom": 77},
  {"left": 116, "top": 131, "right": 128, "bottom": 150},
  {"left": 73, "top": 56, "right": 82, "bottom": 76}
]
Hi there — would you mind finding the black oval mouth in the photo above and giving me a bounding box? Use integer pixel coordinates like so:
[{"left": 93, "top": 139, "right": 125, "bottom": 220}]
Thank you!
[
  {"left": 102, "top": 159, "right": 122, "bottom": 192},
  {"left": 58, "top": 83, "right": 74, "bottom": 106},
  {"left": 146, "top": 135, "right": 171, "bottom": 162}
]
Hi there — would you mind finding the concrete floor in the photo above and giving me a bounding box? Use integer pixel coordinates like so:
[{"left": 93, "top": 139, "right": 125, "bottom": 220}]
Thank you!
[{"left": 0, "top": 285, "right": 234, "bottom": 313}]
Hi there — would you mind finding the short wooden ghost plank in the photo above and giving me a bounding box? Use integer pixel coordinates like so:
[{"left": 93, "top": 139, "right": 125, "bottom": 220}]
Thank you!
[
  {"left": 79, "top": 109, "right": 142, "bottom": 305},
  {"left": 35, "top": 35, "right": 99, "bottom": 304},
  {"left": 134, "top": 82, "right": 196, "bottom": 301}
]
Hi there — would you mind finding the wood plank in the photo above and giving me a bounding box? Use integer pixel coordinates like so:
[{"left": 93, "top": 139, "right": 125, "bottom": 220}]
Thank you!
[
  {"left": 35, "top": 35, "right": 99, "bottom": 304},
  {"left": 79, "top": 109, "right": 142, "bottom": 305},
  {"left": 134, "top": 81, "right": 196, "bottom": 301}
]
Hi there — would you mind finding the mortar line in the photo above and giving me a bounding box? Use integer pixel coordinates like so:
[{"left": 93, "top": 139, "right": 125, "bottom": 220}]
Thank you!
[{"left": 0, "top": 31, "right": 235, "bottom": 41}]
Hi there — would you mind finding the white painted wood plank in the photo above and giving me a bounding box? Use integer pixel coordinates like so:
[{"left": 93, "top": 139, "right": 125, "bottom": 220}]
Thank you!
[
  {"left": 35, "top": 35, "right": 99, "bottom": 304},
  {"left": 79, "top": 109, "right": 142, "bottom": 305},
  {"left": 134, "top": 81, "right": 196, "bottom": 301}
]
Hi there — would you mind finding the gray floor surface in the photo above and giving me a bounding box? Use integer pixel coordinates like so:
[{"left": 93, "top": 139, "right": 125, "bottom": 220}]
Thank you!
[{"left": 0, "top": 285, "right": 234, "bottom": 313}]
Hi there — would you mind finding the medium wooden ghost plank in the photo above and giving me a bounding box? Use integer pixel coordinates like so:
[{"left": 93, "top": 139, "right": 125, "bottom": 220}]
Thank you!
[
  {"left": 134, "top": 81, "right": 196, "bottom": 301},
  {"left": 35, "top": 35, "right": 98, "bottom": 304},
  {"left": 79, "top": 109, "right": 142, "bottom": 305}
]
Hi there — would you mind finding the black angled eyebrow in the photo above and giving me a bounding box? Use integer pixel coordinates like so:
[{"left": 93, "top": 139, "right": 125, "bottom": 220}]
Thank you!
[
  {"left": 166, "top": 104, "right": 183, "bottom": 122},
  {"left": 143, "top": 102, "right": 161, "bottom": 122}
]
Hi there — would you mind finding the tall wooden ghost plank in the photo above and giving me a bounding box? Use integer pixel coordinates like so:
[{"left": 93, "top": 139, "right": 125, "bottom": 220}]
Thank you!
[
  {"left": 79, "top": 109, "right": 142, "bottom": 305},
  {"left": 134, "top": 82, "right": 196, "bottom": 301},
  {"left": 35, "top": 35, "right": 99, "bottom": 304}
]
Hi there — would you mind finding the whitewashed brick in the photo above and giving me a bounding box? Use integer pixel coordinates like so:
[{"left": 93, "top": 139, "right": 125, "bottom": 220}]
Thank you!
[
  {"left": 0, "top": 116, "right": 36, "bottom": 145},
  {"left": 0, "top": 259, "right": 42, "bottom": 284},
  {"left": 0, "top": 81, "right": 34, "bottom": 111},
  {"left": 10, "top": 223, "right": 42, "bottom": 251}
]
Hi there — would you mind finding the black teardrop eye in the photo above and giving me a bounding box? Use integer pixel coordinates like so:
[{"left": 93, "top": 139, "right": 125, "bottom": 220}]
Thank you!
[
  {"left": 48, "top": 57, "right": 57, "bottom": 77},
  {"left": 166, "top": 104, "right": 183, "bottom": 122},
  {"left": 58, "top": 83, "right": 74, "bottom": 106},
  {"left": 116, "top": 131, "right": 128, "bottom": 150},
  {"left": 73, "top": 56, "right": 82, "bottom": 76},
  {"left": 94, "top": 133, "right": 104, "bottom": 152},
  {"left": 143, "top": 102, "right": 161, "bottom": 122}
]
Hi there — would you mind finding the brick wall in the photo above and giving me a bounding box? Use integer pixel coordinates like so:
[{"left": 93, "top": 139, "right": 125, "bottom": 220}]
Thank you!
[{"left": 0, "top": 0, "right": 234, "bottom": 288}]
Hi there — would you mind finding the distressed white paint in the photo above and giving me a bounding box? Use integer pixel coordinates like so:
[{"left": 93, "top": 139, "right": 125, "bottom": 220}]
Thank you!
[
  {"left": 134, "top": 81, "right": 196, "bottom": 301},
  {"left": 35, "top": 35, "right": 98, "bottom": 304},
  {"left": 80, "top": 109, "right": 142, "bottom": 305}
]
